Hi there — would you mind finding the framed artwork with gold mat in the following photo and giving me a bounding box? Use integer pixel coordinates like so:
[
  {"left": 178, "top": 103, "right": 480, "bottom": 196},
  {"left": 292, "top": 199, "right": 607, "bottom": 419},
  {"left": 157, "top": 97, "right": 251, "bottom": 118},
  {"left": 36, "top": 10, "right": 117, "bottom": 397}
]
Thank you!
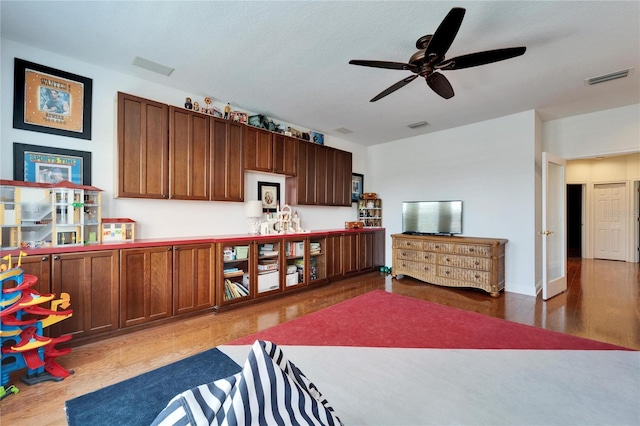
[{"left": 13, "top": 58, "right": 93, "bottom": 140}]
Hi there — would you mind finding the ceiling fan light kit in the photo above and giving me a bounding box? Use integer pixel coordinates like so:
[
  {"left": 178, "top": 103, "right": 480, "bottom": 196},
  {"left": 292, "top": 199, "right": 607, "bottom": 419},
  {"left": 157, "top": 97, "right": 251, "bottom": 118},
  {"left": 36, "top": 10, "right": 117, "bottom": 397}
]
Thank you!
[{"left": 349, "top": 7, "right": 526, "bottom": 102}]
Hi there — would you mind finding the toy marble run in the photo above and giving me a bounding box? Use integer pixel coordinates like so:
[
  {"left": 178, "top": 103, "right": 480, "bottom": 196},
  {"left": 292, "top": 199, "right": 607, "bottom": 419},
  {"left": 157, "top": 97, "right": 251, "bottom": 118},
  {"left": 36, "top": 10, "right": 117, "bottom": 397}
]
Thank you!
[{"left": 0, "top": 252, "right": 73, "bottom": 400}]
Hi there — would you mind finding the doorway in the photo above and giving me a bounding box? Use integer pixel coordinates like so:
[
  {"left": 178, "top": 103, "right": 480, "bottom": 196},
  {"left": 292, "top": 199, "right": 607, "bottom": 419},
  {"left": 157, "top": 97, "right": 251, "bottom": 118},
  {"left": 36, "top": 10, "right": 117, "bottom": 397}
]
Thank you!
[
  {"left": 593, "top": 182, "right": 627, "bottom": 261},
  {"left": 567, "top": 184, "right": 583, "bottom": 258}
]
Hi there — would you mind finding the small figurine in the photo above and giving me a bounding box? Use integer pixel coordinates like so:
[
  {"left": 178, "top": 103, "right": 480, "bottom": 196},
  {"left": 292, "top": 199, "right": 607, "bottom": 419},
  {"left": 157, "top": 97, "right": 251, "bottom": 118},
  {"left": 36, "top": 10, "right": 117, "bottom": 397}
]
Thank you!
[
  {"left": 185, "top": 97, "right": 193, "bottom": 109},
  {"left": 204, "top": 97, "right": 212, "bottom": 114},
  {"left": 193, "top": 101, "right": 200, "bottom": 112},
  {"left": 224, "top": 103, "right": 231, "bottom": 119}
]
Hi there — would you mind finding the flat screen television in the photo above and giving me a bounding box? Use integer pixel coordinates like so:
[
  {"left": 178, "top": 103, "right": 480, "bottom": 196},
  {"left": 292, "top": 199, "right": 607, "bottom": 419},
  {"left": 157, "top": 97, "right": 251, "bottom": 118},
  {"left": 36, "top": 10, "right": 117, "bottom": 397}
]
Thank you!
[{"left": 402, "top": 200, "right": 463, "bottom": 235}]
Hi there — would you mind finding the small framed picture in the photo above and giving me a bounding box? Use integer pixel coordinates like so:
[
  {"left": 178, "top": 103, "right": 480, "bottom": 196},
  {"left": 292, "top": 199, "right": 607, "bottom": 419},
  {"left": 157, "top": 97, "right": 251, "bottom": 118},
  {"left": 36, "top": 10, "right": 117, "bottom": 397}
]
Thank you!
[
  {"left": 352, "top": 173, "right": 364, "bottom": 203},
  {"left": 258, "top": 181, "right": 280, "bottom": 212}
]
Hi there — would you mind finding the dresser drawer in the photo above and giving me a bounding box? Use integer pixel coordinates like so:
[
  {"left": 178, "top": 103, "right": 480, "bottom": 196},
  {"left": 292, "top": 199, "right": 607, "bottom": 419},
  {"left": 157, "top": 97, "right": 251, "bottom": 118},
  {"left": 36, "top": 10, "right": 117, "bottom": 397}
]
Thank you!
[
  {"left": 393, "top": 238, "right": 423, "bottom": 250},
  {"left": 438, "top": 265, "right": 490, "bottom": 285},
  {"left": 396, "top": 259, "right": 436, "bottom": 276},
  {"left": 395, "top": 249, "right": 420, "bottom": 261},
  {"left": 424, "top": 242, "right": 453, "bottom": 253},
  {"left": 438, "top": 254, "right": 490, "bottom": 271},
  {"left": 454, "top": 244, "right": 491, "bottom": 257}
]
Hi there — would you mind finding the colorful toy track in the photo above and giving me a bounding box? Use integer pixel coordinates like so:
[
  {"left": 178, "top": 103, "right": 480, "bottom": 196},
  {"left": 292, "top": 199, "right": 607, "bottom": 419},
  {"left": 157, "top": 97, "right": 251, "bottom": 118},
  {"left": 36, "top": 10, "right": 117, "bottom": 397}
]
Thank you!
[{"left": 0, "top": 253, "right": 74, "bottom": 399}]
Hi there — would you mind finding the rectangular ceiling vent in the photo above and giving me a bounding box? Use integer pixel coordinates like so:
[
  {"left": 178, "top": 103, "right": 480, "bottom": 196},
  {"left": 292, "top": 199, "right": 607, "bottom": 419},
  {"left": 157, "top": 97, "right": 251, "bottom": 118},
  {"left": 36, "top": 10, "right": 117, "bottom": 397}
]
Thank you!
[
  {"left": 585, "top": 68, "right": 632, "bottom": 86},
  {"left": 131, "top": 56, "right": 175, "bottom": 76},
  {"left": 334, "top": 127, "right": 354, "bottom": 134},
  {"left": 407, "top": 121, "right": 429, "bottom": 129}
]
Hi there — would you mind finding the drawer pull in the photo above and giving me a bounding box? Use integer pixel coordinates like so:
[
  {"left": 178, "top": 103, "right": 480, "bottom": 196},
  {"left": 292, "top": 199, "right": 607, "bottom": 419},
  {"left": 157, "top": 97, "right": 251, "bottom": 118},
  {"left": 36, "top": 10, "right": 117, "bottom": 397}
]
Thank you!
[
  {"left": 445, "top": 270, "right": 450, "bottom": 275},
  {"left": 474, "top": 274, "right": 480, "bottom": 279},
  {"left": 445, "top": 257, "right": 450, "bottom": 262},
  {"left": 424, "top": 266, "right": 430, "bottom": 271},
  {"left": 435, "top": 245, "right": 440, "bottom": 249},
  {"left": 475, "top": 261, "right": 480, "bottom": 266},
  {"left": 469, "top": 248, "right": 475, "bottom": 252}
]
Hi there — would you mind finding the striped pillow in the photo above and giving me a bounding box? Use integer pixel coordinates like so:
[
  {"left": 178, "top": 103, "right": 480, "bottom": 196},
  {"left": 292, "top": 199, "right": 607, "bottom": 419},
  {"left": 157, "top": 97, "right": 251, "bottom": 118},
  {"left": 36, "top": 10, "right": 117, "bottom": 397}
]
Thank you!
[{"left": 151, "top": 340, "right": 342, "bottom": 425}]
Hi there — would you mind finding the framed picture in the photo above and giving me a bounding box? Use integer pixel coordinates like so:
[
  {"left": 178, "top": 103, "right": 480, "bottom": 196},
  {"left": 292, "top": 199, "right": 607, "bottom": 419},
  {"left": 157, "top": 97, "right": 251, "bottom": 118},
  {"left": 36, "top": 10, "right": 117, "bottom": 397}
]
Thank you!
[
  {"left": 13, "top": 143, "right": 92, "bottom": 185},
  {"left": 13, "top": 58, "right": 93, "bottom": 140},
  {"left": 352, "top": 173, "right": 364, "bottom": 203},
  {"left": 258, "top": 181, "right": 280, "bottom": 212}
]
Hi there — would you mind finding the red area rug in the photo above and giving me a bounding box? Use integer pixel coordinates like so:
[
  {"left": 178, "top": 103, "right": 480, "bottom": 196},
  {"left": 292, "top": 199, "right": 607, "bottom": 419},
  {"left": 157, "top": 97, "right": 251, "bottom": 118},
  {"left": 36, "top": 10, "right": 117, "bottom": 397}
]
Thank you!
[{"left": 231, "top": 290, "right": 629, "bottom": 350}]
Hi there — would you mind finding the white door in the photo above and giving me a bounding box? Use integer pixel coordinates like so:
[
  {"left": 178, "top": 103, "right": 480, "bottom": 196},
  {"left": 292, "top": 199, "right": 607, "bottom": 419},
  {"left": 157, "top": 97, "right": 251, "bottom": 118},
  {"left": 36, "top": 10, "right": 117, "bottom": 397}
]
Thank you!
[
  {"left": 542, "top": 152, "right": 567, "bottom": 300},
  {"left": 594, "top": 183, "right": 627, "bottom": 261}
]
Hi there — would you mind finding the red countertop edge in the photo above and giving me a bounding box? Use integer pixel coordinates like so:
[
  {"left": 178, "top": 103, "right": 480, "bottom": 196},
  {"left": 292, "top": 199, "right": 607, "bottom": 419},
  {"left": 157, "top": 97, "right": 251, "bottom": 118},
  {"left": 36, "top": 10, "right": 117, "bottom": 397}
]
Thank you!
[{"left": 0, "top": 228, "right": 385, "bottom": 256}]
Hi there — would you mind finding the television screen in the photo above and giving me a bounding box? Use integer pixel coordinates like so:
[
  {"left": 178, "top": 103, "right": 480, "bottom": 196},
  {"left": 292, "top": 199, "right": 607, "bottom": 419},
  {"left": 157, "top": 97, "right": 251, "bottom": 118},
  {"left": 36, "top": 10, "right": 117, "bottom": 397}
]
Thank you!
[{"left": 402, "top": 200, "right": 462, "bottom": 235}]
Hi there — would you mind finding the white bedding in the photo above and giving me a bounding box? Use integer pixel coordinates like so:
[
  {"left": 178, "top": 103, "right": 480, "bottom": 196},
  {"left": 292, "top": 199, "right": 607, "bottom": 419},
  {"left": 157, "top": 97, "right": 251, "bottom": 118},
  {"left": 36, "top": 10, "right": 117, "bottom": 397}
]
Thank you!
[{"left": 220, "top": 345, "right": 640, "bottom": 425}]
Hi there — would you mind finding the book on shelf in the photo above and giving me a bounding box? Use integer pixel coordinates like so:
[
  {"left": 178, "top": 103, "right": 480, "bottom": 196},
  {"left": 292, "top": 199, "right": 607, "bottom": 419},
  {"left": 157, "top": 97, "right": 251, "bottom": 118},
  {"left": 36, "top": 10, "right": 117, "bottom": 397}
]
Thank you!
[{"left": 224, "top": 270, "right": 245, "bottom": 278}]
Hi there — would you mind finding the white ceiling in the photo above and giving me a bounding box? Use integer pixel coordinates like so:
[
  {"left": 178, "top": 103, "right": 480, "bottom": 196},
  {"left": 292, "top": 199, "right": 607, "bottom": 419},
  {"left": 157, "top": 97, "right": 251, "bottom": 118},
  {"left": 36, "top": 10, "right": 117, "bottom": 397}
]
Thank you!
[{"left": 2, "top": 1, "right": 639, "bottom": 147}]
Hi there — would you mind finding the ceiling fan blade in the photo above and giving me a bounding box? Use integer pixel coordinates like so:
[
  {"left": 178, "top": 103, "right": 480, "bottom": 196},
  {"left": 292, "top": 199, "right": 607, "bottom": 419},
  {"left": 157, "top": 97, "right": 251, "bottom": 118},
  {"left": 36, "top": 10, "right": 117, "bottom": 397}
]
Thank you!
[
  {"left": 424, "top": 7, "right": 466, "bottom": 59},
  {"left": 436, "top": 47, "right": 526, "bottom": 70},
  {"left": 426, "top": 72, "right": 454, "bottom": 99},
  {"left": 349, "top": 59, "right": 418, "bottom": 72},
  {"left": 370, "top": 74, "right": 419, "bottom": 102}
]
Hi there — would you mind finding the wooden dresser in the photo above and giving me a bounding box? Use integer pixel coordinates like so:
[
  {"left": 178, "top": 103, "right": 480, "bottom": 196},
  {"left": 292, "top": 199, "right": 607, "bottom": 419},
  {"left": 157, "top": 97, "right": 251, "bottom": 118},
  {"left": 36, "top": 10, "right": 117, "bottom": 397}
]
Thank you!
[{"left": 391, "top": 234, "right": 507, "bottom": 297}]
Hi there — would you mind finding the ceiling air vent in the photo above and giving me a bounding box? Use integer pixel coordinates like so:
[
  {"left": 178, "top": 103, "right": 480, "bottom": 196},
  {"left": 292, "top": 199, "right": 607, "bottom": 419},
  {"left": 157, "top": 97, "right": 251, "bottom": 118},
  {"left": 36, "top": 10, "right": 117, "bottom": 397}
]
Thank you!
[
  {"left": 407, "top": 121, "right": 429, "bottom": 129},
  {"left": 585, "top": 68, "right": 632, "bottom": 86},
  {"left": 334, "top": 127, "right": 354, "bottom": 134},
  {"left": 131, "top": 56, "right": 175, "bottom": 76}
]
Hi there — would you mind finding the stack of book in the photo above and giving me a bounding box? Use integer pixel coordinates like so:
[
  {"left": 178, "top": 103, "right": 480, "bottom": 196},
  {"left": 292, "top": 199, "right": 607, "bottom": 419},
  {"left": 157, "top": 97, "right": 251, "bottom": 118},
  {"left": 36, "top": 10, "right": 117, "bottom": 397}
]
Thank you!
[
  {"left": 259, "top": 243, "right": 278, "bottom": 257},
  {"left": 224, "top": 279, "right": 249, "bottom": 300},
  {"left": 310, "top": 242, "right": 321, "bottom": 255}
]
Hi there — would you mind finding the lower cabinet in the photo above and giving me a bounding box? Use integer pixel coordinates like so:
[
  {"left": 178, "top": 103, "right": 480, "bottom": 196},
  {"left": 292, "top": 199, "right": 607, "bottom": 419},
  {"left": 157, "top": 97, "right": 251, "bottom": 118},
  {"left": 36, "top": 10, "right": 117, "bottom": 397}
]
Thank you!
[
  {"left": 325, "top": 234, "right": 343, "bottom": 281},
  {"left": 342, "top": 233, "right": 359, "bottom": 275},
  {"left": 19, "top": 254, "right": 51, "bottom": 295},
  {"left": 120, "top": 246, "right": 173, "bottom": 328},
  {"left": 173, "top": 244, "right": 215, "bottom": 315},
  {"left": 50, "top": 250, "right": 119, "bottom": 339}
]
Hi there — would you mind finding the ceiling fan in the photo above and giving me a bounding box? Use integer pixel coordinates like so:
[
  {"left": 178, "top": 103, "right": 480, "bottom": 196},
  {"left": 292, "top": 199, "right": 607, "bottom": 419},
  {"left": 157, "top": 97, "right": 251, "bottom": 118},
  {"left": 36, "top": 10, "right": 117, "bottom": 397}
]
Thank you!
[{"left": 349, "top": 7, "right": 526, "bottom": 102}]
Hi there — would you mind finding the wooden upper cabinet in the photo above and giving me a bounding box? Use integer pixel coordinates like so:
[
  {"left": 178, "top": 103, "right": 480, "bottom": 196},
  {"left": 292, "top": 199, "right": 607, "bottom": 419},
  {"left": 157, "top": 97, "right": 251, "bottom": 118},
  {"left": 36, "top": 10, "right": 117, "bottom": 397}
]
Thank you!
[
  {"left": 315, "top": 145, "right": 328, "bottom": 205},
  {"left": 244, "top": 126, "right": 273, "bottom": 172},
  {"left": 117, "top": 92, "right": 169, "bottom": 199},
  {"left": 272, "top": 134, "right": 297, "bottom": 176},
  {"left": 211, "top": 117, "right": 244, "bottom": 201},
  {"left": 169, "top": 107, "right": 210, "bottom": 200},
  {"left": 336, "top": 149, "right": 352, "bottom": 207}
]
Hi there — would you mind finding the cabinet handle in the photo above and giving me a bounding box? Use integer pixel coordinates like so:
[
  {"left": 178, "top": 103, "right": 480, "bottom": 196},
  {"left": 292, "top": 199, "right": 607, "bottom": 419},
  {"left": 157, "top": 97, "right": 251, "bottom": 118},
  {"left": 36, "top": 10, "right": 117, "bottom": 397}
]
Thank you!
[
  {"left": 475, "top": 261, "right": 480, "bottom": 266},
  {"left": 445, "top": 270, "right": 450, "bottom": 275},
  {"left": 42, "top": 257, "right": 48, "bottom": 261},
  {"left": 474, "top": 274, "right": 480, "bottom": 279},
  {"left": 424, "top": 266, "right": 429, "bottom": 271},
  {"left": 469, "top": 248, "right": 475, "bottom": 252},
  {"left": 168, "top": 247, "right": 172, "bottom": 251},
  {"left": 53, "top": 255, "right": 60, "bottom": 261},
  {"left": 445, "top": 257, "right": 450, "bottom": 262}
]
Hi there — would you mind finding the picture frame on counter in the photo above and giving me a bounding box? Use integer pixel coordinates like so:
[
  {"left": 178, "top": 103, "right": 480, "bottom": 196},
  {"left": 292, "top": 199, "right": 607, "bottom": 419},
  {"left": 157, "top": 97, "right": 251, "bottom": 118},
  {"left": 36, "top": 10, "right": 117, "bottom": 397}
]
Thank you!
[
  {"left": 258, "top": 181, "right": 280, "bottom": 213},
  {"left": 352, "top": 173, "right": 364, "bottom": 203}
]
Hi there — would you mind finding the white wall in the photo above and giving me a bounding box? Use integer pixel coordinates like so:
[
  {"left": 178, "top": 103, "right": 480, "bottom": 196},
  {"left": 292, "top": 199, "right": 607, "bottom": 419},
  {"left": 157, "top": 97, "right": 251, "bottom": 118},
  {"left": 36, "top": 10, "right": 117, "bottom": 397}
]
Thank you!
[
  {"left": 368, "top": 111, "right": 539, "bottom": 296},
  {"left": 1, "top": 40, "right": 365, "bottom": 238},
  {"left": 542, "top": 104, "right": 640, "bottom": 159}
]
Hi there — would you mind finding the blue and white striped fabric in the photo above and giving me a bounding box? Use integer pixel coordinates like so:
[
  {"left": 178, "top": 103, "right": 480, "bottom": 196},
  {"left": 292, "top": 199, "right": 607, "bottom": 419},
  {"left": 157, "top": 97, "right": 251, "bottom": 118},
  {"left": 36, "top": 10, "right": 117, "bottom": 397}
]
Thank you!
[{"left": 151, "top": 340, "right": 342, "bottom": 426}]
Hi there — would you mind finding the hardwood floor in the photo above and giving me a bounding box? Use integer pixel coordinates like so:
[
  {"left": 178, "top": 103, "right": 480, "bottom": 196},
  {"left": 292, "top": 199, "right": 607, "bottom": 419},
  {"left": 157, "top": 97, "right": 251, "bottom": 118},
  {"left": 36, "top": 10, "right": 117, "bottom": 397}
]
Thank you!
[{"left": 1, "top": 258, "right": 638, "bottom": 425}]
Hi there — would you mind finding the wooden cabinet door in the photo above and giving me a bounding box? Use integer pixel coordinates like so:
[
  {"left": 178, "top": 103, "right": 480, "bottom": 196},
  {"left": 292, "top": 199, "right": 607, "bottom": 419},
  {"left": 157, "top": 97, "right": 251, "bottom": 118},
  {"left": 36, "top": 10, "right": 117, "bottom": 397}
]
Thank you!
[
  {"left": 315, "top": 146, "right": 328, "bottom": 205},
  {"left": 173, "top": 244, "right": 215, "bottom": 315},
  {"left": 117, "top": 92, "right": 169, "bottom": 199},
  {"left": 19, "top": 254, "right": 51, "bottom": 295},
  {"left": 326, "top": 234, "right": 343, "bottom": 280},
  {"left": 373, "top": 229, "right": 386, "bottom": 268},
  {"left": 273, "top": 134, "right": 297, "bottom": 176},
  {"left": 120, "top": 246, "right": 172, "bottom": 328},
  {"left": 210, "top": 117, "right": 244, "bottom": 201},
  {"left": 358, "top": 232, "right": 374, "bottom": 271},
  {"left": 324, "top": 148, "right": 337, "bottom": 206},
  {"left": 334, "top": 149, "right": 353, "bottom": 206},
  {"left": 169, "top": 107, "right": 210, "bottom": 200},
  {"left": 342, "top": 233, "right": 358, "bottom": 275},
  {"left": 300, "top": 142, "right": 317, "bottom": 205},
  {"left": 244, "top": 126, "right": 273, "bottom": 172},
  {"left": 50, "top": 251, "right": 119, "bottom": 339}
]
